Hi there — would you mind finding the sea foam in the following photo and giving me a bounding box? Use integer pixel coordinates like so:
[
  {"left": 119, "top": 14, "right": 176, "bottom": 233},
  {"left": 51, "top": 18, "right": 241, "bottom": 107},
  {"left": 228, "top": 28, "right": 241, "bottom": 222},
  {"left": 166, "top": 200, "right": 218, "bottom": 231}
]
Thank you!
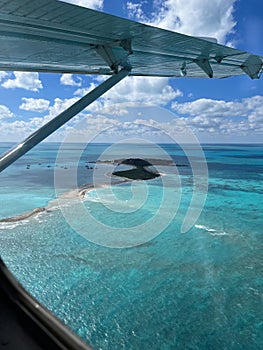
[{"left": 194, "top": 224, "right": 228, "bottom": 236}]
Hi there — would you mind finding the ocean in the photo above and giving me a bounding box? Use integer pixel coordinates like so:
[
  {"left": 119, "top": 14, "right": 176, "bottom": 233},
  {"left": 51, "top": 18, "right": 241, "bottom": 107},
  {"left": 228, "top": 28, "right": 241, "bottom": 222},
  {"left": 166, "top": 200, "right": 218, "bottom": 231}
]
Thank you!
[{"left": 0, "top": 142, "right": 262, "bottom": 349}]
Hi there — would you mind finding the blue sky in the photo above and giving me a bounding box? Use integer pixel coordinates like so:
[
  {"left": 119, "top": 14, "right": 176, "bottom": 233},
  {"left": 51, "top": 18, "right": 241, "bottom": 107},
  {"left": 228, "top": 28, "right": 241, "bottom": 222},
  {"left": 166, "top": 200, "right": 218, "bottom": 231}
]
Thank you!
[{"left": 0, "top": 0, "right": 262, "bottom": 143}]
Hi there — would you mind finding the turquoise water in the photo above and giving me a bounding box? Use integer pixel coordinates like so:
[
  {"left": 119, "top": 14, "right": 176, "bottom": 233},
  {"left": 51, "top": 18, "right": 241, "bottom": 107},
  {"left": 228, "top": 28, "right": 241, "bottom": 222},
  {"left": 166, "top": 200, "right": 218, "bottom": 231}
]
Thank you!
[{"left": 0, "top": 143, "right": 262, "bottom": 349}]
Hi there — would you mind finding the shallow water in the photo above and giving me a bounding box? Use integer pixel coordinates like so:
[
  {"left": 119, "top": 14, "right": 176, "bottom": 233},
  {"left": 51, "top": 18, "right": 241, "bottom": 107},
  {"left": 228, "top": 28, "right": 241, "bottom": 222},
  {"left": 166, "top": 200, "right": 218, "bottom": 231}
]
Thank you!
[{"left": 0, "top": 143, "right": 262, "bottom": 349}]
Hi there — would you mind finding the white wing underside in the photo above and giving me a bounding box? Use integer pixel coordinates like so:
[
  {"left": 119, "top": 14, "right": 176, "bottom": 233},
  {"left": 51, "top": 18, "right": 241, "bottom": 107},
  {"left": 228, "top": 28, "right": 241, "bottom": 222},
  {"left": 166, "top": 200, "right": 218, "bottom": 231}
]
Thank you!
[{"left": 0, "top": 0, "right": 262, "bottom": 79}]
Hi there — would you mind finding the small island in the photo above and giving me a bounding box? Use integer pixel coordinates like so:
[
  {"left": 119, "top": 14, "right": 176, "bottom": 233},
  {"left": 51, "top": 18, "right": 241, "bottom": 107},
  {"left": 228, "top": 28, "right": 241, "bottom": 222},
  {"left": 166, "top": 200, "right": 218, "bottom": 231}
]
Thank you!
[
  {"left": 94, "top": 157, "right": 187, "bottom": 181},
  {"left": 112, "top": 158, "right": 160, "bottom": 180}
]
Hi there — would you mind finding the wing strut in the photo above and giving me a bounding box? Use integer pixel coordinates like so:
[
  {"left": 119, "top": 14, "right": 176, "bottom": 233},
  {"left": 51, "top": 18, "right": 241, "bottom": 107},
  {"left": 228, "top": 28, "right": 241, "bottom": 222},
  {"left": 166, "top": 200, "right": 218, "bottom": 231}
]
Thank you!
[{"left": 0, "top": 68, "right": 130, "bottom": 173}]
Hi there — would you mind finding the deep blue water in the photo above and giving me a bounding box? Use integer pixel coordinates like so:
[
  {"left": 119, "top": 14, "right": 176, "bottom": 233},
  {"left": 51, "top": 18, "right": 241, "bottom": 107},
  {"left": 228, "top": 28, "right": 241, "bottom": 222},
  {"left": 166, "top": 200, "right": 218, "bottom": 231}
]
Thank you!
[{"left": 0, "top": 142, "right": 262, "bottom": 349}]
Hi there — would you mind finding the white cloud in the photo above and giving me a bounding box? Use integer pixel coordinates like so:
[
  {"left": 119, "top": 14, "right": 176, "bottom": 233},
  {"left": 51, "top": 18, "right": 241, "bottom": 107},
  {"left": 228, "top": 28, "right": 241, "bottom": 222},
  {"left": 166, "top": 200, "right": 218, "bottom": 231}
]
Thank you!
[
  {"left": 63, "top": 0, "right": 103, "bottom": 10},
  {"left": 0, "top": 72, "right": 8, "bottom": 83},
  {"left": 74, "top": 82, "right": 98, "bottom": 97},
  {"left": 0, "top": 119, "right": 31, "bottom": 141},
  {"left": 1, "top": 94, "right": 263, "bottom": 143},
  {"left": 97, "top": 104, "right": 129, "bottom": 117},
  {"left": 19, "top": 98, "right": 50, "bottom": 113},
  {"left": 2, "top": 72, "right": 43, "bottom": 91},
  {"left": 72, "top": 76, "right": 182, "bottom": 117},
  {"left": 172, "top": 96, "right": 263, "bottom": 119},
  {"left": 1, "top": 97, "right": 83, "bottom": 142},
  {"left": 172, "top": 98, "right": 245, "bottom": 118},
  {"left": 127, "top": 2, "right": 146, "bottom": 21},
  {"left": 246, "top": 96, "right": 263, "bottom": 123},
  {"left": 171, "top": 95, "right": 263, "bottom": 135},
  {"left": 0, "top": 105, "right": 14, "bottom": 119},
  {"left": 60, "top": 74, "right": 82, "bottom": 87},
  {"left": 102, "top": 76, "right": 183, "bottom": 106},
  {"left": 127, "top": 0, "right": 236, "bottom": 44},
  {"left": 47, "top": 97, "right": 80, "bottom": 118}
]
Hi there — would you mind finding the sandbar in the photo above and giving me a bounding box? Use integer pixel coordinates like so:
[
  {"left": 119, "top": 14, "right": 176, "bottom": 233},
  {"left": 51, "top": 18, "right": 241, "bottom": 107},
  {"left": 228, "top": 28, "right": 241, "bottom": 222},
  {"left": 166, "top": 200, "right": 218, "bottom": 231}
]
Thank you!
[{"left": 0, "top": 207, "right": 46, "bottom": 223}]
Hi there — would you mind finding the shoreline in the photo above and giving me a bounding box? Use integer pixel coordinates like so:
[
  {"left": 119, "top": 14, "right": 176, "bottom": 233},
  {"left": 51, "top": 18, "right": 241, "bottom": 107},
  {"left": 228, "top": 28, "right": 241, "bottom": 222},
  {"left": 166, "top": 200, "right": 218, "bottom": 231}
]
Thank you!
[
  {"left": 0, "top": 175, "right": 159, "bottom": 223},
  {"left": 78, "top": 179, "right": 131, "bottom": 198},
  {"left": 0, "top": 207, "right": 46, "bottom": 223},
  {"left": 0, "top": 178, "right": 134, "bottom": 223},
  {"left": 0, "top": 157, "right": 173, "bottom": 223}
]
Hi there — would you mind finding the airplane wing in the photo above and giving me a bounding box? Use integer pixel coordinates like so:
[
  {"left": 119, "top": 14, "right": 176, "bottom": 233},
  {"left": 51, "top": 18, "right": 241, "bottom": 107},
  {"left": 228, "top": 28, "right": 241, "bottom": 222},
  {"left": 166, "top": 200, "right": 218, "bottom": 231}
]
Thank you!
[{"left": 0, "top": 0, "right": 262, "bottom": 79}]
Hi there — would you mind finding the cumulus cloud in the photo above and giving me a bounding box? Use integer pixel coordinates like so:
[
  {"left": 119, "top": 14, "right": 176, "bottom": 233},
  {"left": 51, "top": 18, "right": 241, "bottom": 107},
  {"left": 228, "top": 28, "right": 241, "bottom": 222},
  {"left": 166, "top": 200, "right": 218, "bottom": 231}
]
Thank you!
[
  {"left": 172, "top": 96, "right": 263, "bottom": 119},
  {"left": 172, "top": 98, "right": 246, "bottom": 118},
  {"left": 0, "top": 72, "right": 8, "bottom": 83},
  {"left": 19, "top": 98, "right": 50, "bottom": 113},
  {"left": 0, "top": 118, "right": 50, "bottom": 142},
  {"left": 72, "top": 76, "right": 182, "bottom": 117},
  {"left": 74, "top": 82, "right": 98, "bottom": 97},
  {"left": 2, "top": 72, "right": 43, "bottom": 91},
  {"left": 127, "top": 0, "right": 236, "bottom": 44},
  {"left": 47, "top": 97, "right": 80, "bottom": 118},
  {"left": 60, "top": 74, "right": 82, "bottom": 87},
  {"left": 171, "top": 95, "right": 263, "bottom": 135},
  {"left": 246, "top": 95, "right": 263, "bottom": 123},
  {"left": 63, "top": 0, "right": 103, "bottom": 10},
  {"left": 127, "top": 2, "right": 146, "bottom": 21},
  {"left": 2, "top": 94, "right": 263, "bottom": 142},
  {"left": 102, "top": 76, "right": 183, "bottom": 106},
  {"left": 0, "top": 105, "right": 14, "bottom": 119},
  {"left": 1, "top": 97, "right": 83, "bottom": 141}
]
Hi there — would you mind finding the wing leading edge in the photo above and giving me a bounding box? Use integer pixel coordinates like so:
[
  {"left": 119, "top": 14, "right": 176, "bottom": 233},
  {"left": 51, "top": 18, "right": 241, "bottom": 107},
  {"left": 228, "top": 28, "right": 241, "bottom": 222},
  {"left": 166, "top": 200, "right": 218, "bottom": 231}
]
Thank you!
[{"left": 0, "top": 0, "right": 262, "bottom": 79}]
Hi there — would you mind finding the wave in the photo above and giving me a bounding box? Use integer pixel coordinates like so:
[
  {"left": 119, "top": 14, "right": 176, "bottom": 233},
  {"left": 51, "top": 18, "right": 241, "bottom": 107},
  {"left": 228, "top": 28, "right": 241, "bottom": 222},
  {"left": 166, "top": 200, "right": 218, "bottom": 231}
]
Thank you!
[
  {"left": 0, "top": 220, "right": 29, "bottom": 230},
  {"left": 194, "top": 224, "right": 228, "bottom": 236}
]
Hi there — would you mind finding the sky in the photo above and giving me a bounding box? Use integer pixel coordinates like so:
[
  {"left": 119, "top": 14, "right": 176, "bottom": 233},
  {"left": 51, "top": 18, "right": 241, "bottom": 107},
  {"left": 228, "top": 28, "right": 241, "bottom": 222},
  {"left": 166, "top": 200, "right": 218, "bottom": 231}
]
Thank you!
[{"left": 0, "top": 0, "right": 262, "bottom": 144}]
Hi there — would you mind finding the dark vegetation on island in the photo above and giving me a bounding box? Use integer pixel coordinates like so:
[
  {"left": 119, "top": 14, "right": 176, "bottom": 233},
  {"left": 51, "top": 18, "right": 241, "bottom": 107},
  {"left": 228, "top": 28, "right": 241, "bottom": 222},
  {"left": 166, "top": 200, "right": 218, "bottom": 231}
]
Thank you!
[{"left": 113, "top": 158, "right": 160, "bottom": 180}]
